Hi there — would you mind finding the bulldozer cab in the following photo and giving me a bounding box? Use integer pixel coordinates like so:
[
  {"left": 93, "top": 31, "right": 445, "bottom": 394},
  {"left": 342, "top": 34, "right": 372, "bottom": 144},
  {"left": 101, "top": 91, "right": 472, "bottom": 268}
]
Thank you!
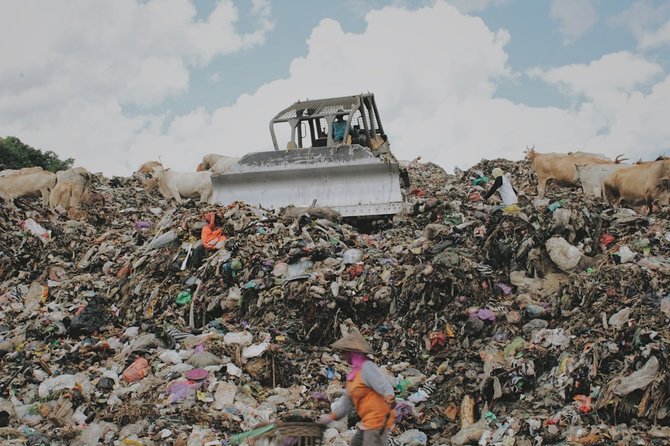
[
  {"left": 211, "top": 93, "right": 407, "bottom": 217},
  {"left": 270, "top": 94, "right": 389, "bottom": 154}
]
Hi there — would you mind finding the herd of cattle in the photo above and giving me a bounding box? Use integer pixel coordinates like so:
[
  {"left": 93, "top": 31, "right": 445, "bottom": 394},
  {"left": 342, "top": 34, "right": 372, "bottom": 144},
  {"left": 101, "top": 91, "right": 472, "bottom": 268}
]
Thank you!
[
  {"left": 0, "top": 153, "right": 238, "bottom": 209},
  {"left": 525, "top": 147, "right": 669, "bottom": 209},
  {"left": 0, "top": 149, "right": 666, "bottom": 211}
]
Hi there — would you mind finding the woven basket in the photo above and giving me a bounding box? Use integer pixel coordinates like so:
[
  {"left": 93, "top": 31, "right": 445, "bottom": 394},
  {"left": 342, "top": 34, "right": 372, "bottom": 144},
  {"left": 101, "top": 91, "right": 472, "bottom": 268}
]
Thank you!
[{"left": 254, "top": 422, "right": 325, "bottom": 446}]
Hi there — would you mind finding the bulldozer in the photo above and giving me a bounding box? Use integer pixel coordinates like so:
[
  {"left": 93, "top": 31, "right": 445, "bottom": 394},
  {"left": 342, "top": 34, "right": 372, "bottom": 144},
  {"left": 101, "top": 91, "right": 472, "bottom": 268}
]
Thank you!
[{"left": 211, "top": 93, "right": 408, "bottom": 217}]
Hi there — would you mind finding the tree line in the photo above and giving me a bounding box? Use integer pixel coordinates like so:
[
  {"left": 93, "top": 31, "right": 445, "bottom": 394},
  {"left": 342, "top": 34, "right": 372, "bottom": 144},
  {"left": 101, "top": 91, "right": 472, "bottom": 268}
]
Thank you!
[{"left": 0, "top": 136, "right": 74, "bottom": 172}]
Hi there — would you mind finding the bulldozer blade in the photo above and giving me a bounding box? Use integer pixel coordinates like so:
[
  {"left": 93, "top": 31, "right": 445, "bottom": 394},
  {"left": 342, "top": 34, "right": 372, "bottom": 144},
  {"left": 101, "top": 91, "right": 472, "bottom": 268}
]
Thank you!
[{"left": 211, "top": 145, "right": 406, "bottom": 217}]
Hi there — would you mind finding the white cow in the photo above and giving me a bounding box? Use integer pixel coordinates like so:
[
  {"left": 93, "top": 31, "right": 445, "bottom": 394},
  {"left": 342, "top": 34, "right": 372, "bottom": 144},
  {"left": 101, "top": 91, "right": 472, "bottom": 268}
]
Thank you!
[
  {"left": 152, "top": 167, "right": 212, "bottom": 203},
  {"left": 198, "top": 153, "right": 240, "bottom": 175},
  {"left": 575, "top": 163, "right": 629, "bottom": 198},
  {"left": 0, "top": 167, "right": 56, "bottom": 206},
  {"left": 49, "top": 167, "right": 92, "bottom": 209}
]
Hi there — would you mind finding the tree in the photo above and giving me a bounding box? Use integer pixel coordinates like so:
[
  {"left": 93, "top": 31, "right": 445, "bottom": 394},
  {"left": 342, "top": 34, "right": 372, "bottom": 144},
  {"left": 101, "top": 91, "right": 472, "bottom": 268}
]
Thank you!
[{"left": 0, "top": 136, "right": 74, "bottom": 172}]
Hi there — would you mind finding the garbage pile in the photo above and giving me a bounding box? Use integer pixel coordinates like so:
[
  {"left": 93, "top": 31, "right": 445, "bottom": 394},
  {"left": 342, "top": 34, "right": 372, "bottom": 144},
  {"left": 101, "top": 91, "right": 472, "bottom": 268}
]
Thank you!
[{"left": 1, "top": 159, "right": 670, "bottom": 445}]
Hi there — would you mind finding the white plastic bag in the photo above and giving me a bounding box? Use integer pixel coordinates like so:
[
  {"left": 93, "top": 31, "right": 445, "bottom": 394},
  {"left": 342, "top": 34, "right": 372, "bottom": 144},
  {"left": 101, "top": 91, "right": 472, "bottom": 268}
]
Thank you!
[{"left": 545, "top": 237, "right": 581, "bottom": 272}]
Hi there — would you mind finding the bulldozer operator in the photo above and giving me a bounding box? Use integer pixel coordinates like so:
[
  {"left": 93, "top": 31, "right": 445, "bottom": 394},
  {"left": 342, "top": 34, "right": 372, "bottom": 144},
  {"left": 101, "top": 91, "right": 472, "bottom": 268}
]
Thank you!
[{"left": 332, "top": 111, "right": 352, "bottom": 143}]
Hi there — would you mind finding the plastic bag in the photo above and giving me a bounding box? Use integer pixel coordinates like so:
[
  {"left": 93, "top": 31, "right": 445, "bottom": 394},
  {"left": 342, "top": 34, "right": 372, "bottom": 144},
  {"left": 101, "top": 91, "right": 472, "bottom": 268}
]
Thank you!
[
  {"left": 69, "top": 296, "right": 110, "bottom": 336},
  {"left": 614, "top": 356, "right": 659, "bottom": 396},
  {"left": 397, "top": 429, "right": 428, "bottom": 446},
  {"left": 545, "top": 237, "right": 581, "bottom": 272},
  {"left": 148, "top": 230, "right": 176, "bottom": 250},
  {"left": 21, "top": 218, "right": 51, "bottom": 243},
  {"left": 122, "top": 357, "right": 150, "bottom": 383},
  {"left": 342, "top": 249, "right": 362, "bottom": 264}
]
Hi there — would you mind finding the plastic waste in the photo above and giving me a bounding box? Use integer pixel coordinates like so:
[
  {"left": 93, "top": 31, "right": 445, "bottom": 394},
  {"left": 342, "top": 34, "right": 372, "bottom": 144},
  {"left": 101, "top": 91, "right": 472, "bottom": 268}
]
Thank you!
[
  {"left": 159, "top": 350, "right": 182, "bottom": 365},
  {"left": 223, "top": 331, "right": 254, "bottom": 346},
  {"left": 166, "top": 379, "right": 203, "bottom": 403},
  {"left": 243, "top": 342, "right": 269, "bottom": 358},
  {"left": 38, "top": 374, "right": 89, "bottom": 398},
  {"left": 618, "top": 245, "right": 636, "bottom": 264},
  {"left": 213, "top": 381, "right": 237, "bottom": 409},
  {"left": 21, "top": 218, "right": 51, "bottom": 243},
  {"left": 548, "top": 200, "right": 563, "bottom": 212},
  {"left": 226, "top": 363, "right": 243, "bottom": 377},
  {"left": 545, "top": 237, "right": 581, "bottom": 272},
  {"left": 608, "top": 307, "right": 632, "bottom": 329},
  {"left": 176, "top": 291, "right": 192, "bottom": 305},
  {"left": 148, "top": 230, "right": 177, "bottom": 250},
  {"left": 396, "top": 429, "right": 428, "bottom": 446},
  {"left": 472, "top": 176, "right": 489, "bottom": 186},
  {"left": 122, "top": 357, "right": 150, "bottom": 383},
  {"left": 342, "top": 248, "right": 362, "bottom": 264},
  {"left": 69, "top": 296, "right": 110, "bottom": 335},
  {"left": 614, "top": 356, "right": 659, "bottom": 396},
  {"left": 408, "top": 389, "right": 430, "bottom": 403}
]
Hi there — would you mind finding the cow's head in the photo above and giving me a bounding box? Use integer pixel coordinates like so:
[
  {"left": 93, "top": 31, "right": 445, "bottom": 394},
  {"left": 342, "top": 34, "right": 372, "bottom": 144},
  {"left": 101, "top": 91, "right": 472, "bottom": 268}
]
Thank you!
[
  {"left": 523, "top": 145, "right": 536, "bottom": 161},
  {"left": 573, "top": 164, "right": 587, "bottom": 183},
  {"left": 614, "top": 154, "right": 629, "bottom": 164}
]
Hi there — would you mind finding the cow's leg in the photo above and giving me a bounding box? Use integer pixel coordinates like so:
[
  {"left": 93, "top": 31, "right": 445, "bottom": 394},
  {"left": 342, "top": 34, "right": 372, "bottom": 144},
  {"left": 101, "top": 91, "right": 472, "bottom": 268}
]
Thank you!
[
  {"left": 200, "top": 188, "right": 212, "bottom": 204},
  {"left": 40, "top": 188, "right": 50, "bottom": 206},
  {"left": 537, "top": 177, "right": 547, "bottom": 198},
  {"left": 69, "top": 185, "right": 82, "bottom": 208}
]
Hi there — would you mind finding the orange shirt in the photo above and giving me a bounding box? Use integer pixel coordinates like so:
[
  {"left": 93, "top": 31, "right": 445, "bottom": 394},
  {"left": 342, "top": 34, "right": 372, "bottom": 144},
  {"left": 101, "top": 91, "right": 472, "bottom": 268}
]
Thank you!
[{"left": 344, "top": 370, "right": 395, "bottom": 430}]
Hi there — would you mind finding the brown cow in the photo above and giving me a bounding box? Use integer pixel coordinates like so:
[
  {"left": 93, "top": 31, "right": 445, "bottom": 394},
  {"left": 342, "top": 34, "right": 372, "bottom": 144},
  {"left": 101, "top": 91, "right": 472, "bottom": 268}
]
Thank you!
[
  {"left": 604, "top": 158, "right": 670, "bottom": 209},
  {"left": 524, "top": 146, "right": 625, "bottom": 197}
]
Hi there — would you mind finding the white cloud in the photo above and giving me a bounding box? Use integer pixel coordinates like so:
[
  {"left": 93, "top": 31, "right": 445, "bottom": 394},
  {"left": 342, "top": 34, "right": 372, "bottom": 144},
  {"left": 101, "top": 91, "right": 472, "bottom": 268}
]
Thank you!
[
  {"left": 0, "top": 0, "right": 274, "bottom": 126},
  {"left": 638, "top": 20, "right": 670, "bottom": 48},
  {"left": 528, "top": 51, "right": 663, "bottom": 98},
  {"left": 2, "top": 0, "right": 670, "bottom": 178},
  {"left": 611, "top": 1, "right": 670, "bottom": 49},
  {"left": 550, "top": 0, "right": 598, "bottom": 44}
]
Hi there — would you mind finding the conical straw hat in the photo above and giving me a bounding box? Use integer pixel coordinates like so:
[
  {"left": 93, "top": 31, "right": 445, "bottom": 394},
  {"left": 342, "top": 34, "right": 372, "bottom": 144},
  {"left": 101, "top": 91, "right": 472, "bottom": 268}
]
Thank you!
[{"left": 330, "top": 331, "right": 373, "bottom": 354}]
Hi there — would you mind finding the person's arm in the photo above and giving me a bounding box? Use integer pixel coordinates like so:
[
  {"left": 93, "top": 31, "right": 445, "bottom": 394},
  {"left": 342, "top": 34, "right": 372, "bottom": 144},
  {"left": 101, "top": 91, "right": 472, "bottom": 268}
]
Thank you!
[
  {"left": 360, "top": 362, "right": 395, "bottom": 401},
  {"left": 329, "top": 390, "right": 354, "bottom": 420},
  {"left": 483, "top": 176, "right": 503, "bottom": 200}
]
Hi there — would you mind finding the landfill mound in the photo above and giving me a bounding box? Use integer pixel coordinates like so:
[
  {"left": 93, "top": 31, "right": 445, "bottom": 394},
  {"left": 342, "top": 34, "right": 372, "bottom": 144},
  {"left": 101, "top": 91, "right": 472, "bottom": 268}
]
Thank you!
[{"left": 1, "top": 160, "right": 670, "bottom": 445}]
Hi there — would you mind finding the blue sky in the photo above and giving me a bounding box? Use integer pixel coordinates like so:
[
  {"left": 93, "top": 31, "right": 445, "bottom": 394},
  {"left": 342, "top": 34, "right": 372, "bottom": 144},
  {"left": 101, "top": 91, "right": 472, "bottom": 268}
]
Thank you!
[{"left": 2, "top": 0, "right": 670, "bottom": 175}]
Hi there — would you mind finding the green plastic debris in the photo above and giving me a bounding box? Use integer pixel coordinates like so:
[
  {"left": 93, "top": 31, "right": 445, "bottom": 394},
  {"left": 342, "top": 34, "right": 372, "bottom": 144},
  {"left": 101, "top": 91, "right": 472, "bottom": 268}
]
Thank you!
[
  {"left": 395, "top": 379, "right": 412, "bottom": 392},
  {"left": 176, "top": 291, "right": 192, "bottom": 305},
  {"left": 485, "top": 411, "right": 497, "bottom": 422},
  {"left": 472, "top": 176, "right": 489, "bottom": 186},
  {"left": 230, "top": 423, "right": 276, "bottom": 445},
  {"left": 548, "top": 201, "right": 563, "bottom": 212}
]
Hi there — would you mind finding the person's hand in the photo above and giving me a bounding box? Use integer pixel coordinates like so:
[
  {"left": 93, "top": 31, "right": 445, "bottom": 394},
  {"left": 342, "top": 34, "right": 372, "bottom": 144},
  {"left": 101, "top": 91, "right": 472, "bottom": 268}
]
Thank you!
[
  {"left": 318, "top": 414, "right": 333, "bottom": 425},
  {"left": 384, "top": 395, "right": 396, "bottom": 409}
]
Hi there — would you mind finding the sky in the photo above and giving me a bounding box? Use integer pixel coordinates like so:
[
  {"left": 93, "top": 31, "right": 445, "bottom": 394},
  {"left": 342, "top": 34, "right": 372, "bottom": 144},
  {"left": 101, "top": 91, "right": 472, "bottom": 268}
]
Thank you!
[{"left": 2, "top": 0, "right": 670, "bottom": 176}]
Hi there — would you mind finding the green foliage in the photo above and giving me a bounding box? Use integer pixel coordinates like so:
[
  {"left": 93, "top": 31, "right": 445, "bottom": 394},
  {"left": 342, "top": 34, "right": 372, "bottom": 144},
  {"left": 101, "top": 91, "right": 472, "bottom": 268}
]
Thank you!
[{"left": 0, "top": 136, "right": 74, "bottom": 172}]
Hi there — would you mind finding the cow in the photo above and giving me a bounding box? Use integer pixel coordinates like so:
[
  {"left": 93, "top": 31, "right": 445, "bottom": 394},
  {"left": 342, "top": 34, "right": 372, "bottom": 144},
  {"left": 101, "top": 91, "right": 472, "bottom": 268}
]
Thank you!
[
  {"left": 604, "top": 158, "right": 670, "bottom": 210},
  {"left": 151, "top": 166, "right": 212, "bottom": 203},
  {"left": 137, "top": 160, "right": 162, "bottom": 174},
  {"left": 49, "top": 167, "right": 92, "bottom": 209},
  {"left": 0, "top": 166, "right": 44, "bottom": 177},
  {"left": 199, "top": 153, "right": 240, "bottom": 175},
  {"left": 0, "top": 167, "right": 56, "bottom": 206},
  {"left": 574, "top": 163, "right": 629, "bottom": 198},
  {"left": 524, "top": 146, "right": 626, "bottom": 197}
]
